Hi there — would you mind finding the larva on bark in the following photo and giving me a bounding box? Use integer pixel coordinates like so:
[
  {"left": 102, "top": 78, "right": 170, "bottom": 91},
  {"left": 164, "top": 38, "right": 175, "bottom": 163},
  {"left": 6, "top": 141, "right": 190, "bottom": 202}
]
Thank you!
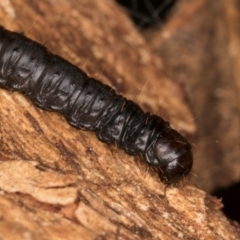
[{"left": 0, "top": 26, "right": 193, "bottom": 184}]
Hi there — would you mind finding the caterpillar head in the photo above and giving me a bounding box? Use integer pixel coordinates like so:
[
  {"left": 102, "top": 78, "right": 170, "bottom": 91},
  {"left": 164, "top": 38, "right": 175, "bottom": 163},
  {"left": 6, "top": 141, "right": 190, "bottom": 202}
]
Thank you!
[{"left": 145, "top": 128, "right": 193, "bottom": 185}]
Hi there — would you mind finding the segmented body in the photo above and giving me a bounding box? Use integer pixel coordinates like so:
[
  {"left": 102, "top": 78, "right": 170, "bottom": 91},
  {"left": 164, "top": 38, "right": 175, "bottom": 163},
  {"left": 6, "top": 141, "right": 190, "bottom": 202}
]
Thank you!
[{"left": 0, "top": 26, "right": 193, "bottom": 184}]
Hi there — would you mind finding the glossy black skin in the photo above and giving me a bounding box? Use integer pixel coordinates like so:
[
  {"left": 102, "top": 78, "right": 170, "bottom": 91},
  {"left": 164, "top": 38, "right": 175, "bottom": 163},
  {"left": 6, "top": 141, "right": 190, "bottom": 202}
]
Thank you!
[{"left": 0, "top": 26, "right": 193, "bottom": 184}]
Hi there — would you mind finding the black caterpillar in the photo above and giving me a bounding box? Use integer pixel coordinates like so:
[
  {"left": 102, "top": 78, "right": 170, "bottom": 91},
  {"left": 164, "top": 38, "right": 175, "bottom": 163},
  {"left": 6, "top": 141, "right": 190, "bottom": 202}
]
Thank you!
[{"left": 0, "top": 26, "right": 193, "bottom": 184}]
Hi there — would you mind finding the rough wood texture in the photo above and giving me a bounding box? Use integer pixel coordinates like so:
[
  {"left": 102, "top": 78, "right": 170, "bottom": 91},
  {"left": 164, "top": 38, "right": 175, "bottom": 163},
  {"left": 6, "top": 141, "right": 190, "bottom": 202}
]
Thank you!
[
  {"left": 144, "top": 0, "right": 240, "bottom": 192},
  {"left": 0, "top": 0, "right": 239, "bottom": 239}
]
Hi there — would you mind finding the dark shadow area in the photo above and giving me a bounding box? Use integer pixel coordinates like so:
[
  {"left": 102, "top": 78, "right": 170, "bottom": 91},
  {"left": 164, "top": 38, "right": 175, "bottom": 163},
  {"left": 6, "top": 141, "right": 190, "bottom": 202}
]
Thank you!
[
  {"left": 116, "top": 0, "right": 177, "bottom": 28},
  {"left": 212, "top": 181, "right": 240, "bottom": 223}
]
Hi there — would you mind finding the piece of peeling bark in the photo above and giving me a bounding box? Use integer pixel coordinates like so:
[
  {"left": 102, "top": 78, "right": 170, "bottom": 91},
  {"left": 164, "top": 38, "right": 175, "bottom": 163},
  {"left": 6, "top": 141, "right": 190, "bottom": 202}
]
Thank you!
[
  {"left": 143, "top": 0, "right": 240, "bottom": 192},
  {"left": 0, "top": 0, "right": 239, "bottom": 239}
]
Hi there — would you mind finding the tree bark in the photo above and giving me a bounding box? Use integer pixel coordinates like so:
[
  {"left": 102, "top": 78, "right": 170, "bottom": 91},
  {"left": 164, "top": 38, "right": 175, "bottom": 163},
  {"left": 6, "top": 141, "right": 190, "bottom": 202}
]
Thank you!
[
  {"left": 145, "top": 0, "right": 240, "bottom": 192},
  {"left": 0, "top": 0, "right": 239, "bottom": 239}
]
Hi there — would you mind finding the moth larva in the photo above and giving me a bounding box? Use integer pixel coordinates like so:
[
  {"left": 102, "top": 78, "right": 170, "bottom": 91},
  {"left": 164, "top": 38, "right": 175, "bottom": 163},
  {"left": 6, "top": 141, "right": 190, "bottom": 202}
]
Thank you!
[{"left": 0, "top": 26, "right": 193, "bottom": 184}]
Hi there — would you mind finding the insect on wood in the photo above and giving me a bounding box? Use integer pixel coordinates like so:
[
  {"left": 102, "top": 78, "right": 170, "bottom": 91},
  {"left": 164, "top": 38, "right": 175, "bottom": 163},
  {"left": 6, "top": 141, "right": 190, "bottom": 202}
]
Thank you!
[{"left": 0, "top": 26, "right": 193, "bottom": 184}]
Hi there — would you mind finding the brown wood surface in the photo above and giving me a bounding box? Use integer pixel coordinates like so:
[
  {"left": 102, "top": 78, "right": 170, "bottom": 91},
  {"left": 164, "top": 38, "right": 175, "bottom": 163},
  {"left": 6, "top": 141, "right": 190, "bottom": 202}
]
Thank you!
[
  {"left": 145, "top": 0, "right": 240, "bottom": 192},
  {"left": 0, "top": 0, "right": 239, "bottom": 239}
]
